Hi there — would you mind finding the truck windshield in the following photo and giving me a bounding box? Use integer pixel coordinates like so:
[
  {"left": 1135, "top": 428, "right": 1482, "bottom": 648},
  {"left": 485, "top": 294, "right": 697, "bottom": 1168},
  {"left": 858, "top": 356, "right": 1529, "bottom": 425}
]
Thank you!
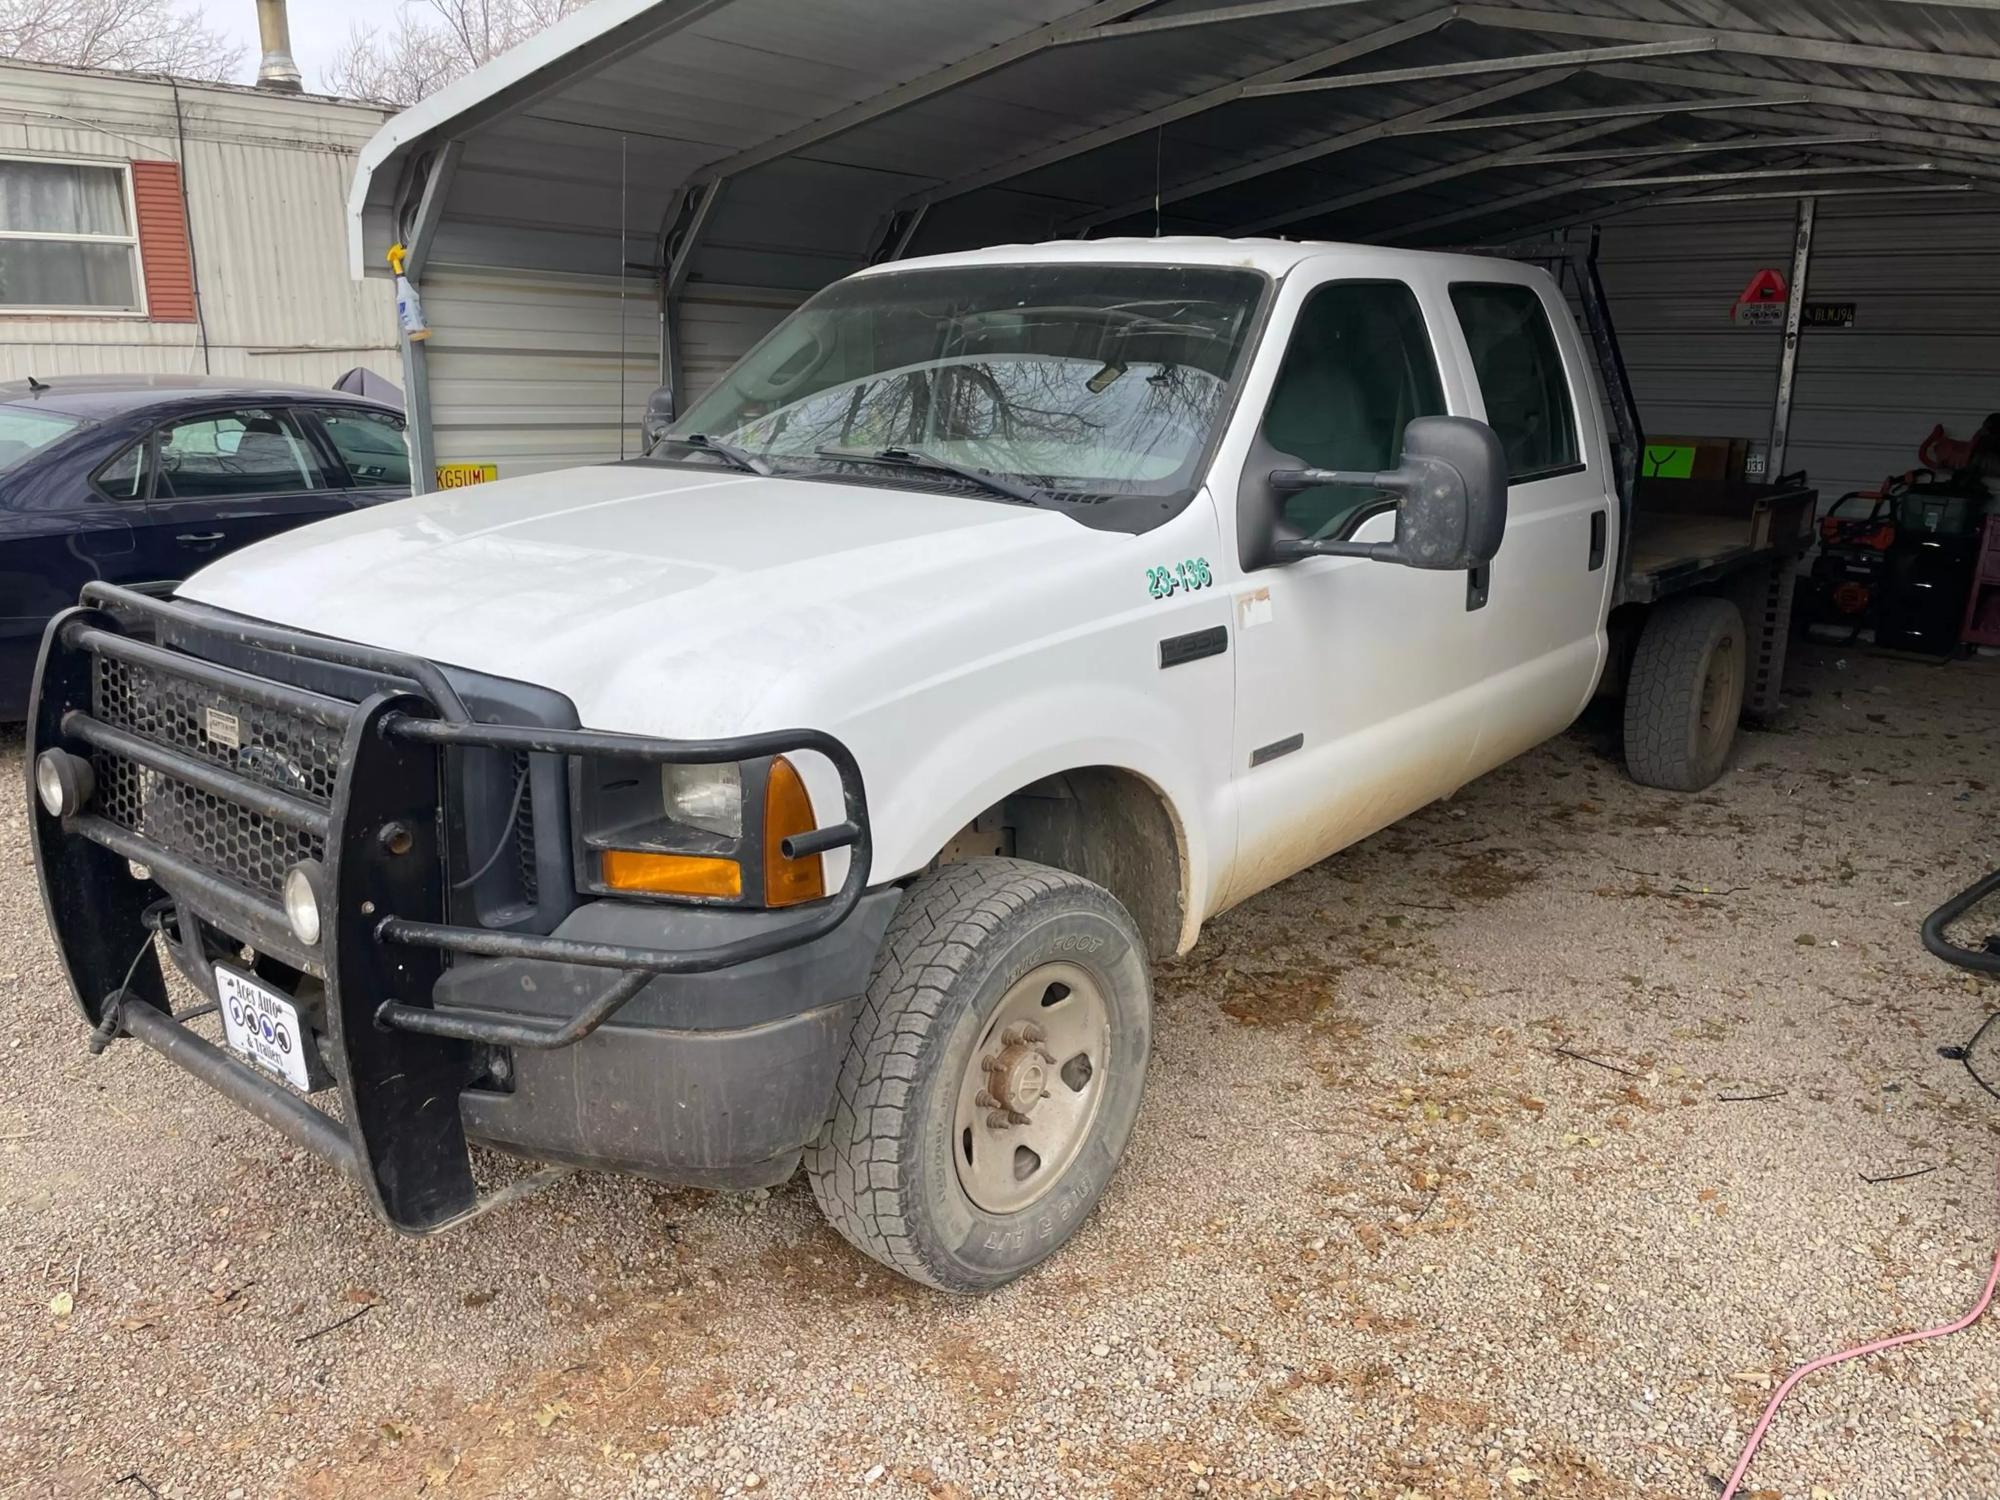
[{"left": 667, "top": 263, "right": 1266, "bottom": 502}]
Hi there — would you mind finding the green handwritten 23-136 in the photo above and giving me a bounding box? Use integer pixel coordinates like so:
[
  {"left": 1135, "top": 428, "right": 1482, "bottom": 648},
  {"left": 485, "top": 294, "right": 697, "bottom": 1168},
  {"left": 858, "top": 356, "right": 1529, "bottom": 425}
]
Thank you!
[{"left": 1147, "top": 558, "right": 1213, "bottom": 599}]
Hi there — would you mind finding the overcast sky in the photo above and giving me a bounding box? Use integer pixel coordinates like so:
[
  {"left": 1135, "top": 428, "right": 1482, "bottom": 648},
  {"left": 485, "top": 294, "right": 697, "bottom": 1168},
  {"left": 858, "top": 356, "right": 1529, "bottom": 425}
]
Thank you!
[{"left": 209, "top": 0, "right": 413, "bottom": 91}]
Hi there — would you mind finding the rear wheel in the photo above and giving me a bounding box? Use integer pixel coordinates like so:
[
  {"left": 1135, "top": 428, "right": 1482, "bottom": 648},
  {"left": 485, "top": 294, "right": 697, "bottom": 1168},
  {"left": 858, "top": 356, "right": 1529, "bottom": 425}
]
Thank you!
[
  {"left": 1623, "top": 595, "right": 1747, "bottom": 792},
  {"left": 806, "top": 858, "right": 1151, "bottom": 1292}
]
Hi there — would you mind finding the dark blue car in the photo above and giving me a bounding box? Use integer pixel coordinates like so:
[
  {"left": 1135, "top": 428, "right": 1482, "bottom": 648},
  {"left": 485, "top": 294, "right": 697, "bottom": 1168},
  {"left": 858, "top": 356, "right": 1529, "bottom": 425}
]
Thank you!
[{"left": 0, "top": 376, "right": 410, "bottom": 719}]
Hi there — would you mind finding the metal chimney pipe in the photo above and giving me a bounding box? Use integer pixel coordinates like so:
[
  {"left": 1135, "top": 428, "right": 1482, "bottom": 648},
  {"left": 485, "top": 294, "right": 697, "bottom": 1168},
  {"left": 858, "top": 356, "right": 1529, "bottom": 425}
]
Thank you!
[{"left": 255, "top": 0, "right": 304, "bottom": 92}]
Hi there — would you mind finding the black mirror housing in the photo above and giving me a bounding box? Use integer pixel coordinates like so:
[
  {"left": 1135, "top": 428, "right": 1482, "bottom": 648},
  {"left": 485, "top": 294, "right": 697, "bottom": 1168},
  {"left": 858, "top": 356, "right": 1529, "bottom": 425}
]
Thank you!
[
  {"left": 1268, "top": 415, "right": 1509, "bottom": 572},
  {"left": 639, "top": 384, "right": 675, "bottom": 453},
  {"left": 1388, "top": 416, "right": 1508, "bottom": 570}
]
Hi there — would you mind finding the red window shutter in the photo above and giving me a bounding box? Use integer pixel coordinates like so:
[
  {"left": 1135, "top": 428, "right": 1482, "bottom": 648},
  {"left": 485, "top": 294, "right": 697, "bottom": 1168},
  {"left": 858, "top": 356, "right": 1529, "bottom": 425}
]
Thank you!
[{"left": 130, "top": 160, "right": 197, "bottom": 323}]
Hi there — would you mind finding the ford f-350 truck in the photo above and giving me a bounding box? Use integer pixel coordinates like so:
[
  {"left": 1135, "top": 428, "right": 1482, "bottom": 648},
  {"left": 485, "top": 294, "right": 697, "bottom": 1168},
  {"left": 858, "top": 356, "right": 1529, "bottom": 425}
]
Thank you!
[{"left": 29, "top": 238, "right": 1812, "bottom": 1290}]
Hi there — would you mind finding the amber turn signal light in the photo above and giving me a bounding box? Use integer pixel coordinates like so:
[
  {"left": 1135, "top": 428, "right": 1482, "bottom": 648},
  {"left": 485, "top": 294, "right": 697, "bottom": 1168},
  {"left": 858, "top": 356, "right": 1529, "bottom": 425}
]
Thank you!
[
  {"left": 601, "top": 848, "right": 742, "bottom": 899},
  {"left": 764, "top": 755, "right": 826, "bottom": 907}
]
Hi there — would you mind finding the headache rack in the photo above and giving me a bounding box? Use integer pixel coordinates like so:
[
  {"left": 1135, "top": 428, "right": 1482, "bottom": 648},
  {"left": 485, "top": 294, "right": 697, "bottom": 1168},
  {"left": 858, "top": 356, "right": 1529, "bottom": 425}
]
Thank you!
[{"left": 30, "top": 582, "right": 870, "bottom": 1232}]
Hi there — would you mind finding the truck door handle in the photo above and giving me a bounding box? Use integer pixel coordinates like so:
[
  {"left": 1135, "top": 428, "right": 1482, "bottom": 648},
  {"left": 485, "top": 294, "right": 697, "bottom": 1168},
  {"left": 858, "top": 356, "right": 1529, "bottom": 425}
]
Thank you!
[
  {"left": 177, "top": 532, "right": 225, "bottom": 544},
  {"left": 1588, "top": 510, "right": 1608, "bottom": 571}
]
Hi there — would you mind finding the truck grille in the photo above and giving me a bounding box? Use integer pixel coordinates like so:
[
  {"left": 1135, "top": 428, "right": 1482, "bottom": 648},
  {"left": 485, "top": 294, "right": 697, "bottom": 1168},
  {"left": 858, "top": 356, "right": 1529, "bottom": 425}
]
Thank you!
[
  {"left": 91, "top": 654, "right": 337, "bottom": 899},
  {"left": 511, "top": 750, "right": 539, "bottom": 904}
]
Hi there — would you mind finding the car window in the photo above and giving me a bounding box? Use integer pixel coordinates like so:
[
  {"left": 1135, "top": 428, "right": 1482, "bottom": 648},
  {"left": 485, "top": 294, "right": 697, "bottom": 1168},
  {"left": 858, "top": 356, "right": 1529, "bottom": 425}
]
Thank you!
[
  {"left": 0, "top": 403, "right": 85, "bottom": 474},
  {"left": 93, "top": 438, "right": 150, "bottom": 501},
  {"left": 154, "top": 408, "right": 328, "bottom": 499},
  {"left": 1449, "top": 282, "right": 1580, "bottom": 480},
  {"left": 314, "top": 406, "right": 409, "bottom": 488},
  {"left": 1262, "top": 280, "right": 1447, "bottom": 542}
]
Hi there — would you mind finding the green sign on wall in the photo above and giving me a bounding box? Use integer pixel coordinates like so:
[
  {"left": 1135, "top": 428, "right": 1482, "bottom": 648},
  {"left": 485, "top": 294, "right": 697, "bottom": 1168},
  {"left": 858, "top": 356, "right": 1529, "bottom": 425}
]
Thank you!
[{"left": 1643, "top": 444, "right": 1697, "bottom": 480}]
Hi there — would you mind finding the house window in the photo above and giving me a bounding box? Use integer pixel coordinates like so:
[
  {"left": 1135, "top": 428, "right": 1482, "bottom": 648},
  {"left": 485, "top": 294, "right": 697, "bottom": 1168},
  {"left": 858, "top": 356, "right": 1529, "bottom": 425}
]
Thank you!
[{"left": 0, "top": 157, "right": 143, "bottom": 314}]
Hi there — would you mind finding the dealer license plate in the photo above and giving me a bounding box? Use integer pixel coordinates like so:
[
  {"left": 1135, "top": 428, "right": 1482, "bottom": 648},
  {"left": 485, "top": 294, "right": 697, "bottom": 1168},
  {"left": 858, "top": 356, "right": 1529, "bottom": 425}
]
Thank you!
[{"left": 216, "top": 967, "right": 311, "bottom": 1091}]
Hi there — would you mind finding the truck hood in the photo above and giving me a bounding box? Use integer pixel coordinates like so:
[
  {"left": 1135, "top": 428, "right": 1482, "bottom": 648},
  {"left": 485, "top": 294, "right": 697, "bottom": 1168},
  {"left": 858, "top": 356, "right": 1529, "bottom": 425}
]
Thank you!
[{"left": 177, "top": 462, "right": 1101, "bottom": 735}]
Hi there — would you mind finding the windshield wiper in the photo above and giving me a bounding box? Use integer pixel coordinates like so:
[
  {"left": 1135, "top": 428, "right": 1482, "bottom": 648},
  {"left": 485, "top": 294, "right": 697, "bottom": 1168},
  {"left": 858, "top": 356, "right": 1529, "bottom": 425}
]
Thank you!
[
  {"left": 655, "top": 432, "right": 772, "bottom": 476},
  {"left": 815, "top": 446, "right": 1043, "bottom": 506}
]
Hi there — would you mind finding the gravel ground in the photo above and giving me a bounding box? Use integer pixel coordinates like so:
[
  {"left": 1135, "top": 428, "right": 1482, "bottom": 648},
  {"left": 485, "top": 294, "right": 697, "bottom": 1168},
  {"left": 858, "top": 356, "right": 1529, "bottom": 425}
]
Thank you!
[{"left": 3, "top": 641, "right": 1998, "bottom": 1500}]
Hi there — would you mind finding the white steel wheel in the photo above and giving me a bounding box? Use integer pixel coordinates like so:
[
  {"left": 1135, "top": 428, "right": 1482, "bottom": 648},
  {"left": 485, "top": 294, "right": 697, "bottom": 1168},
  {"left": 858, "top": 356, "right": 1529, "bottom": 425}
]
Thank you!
[
  {"left": 951, "top": 962, "right": 1111, "bottom": 1216},
  {"left": 807, "top": 858, "right": 1151, "bottom": 1293}
]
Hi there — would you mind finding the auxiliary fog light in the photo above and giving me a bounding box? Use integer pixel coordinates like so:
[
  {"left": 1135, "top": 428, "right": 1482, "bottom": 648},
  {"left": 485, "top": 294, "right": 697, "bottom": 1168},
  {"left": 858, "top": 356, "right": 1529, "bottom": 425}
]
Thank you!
[
  {"left": 34, "top": 750, "right": 94, "bottom": 819},
  {"left": 283, "top": 861, "right": 327, "bottom": 947}
]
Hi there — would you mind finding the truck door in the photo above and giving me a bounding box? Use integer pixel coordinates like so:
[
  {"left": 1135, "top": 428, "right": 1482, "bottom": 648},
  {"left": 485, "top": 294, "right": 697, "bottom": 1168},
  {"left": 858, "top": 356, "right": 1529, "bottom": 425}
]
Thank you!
[
  {"left": 1223, "top": 274, "right": 1489, "bottom": 908},
  {"left": 1441, "top": 277, "right": 1615, "bottom": 777}
]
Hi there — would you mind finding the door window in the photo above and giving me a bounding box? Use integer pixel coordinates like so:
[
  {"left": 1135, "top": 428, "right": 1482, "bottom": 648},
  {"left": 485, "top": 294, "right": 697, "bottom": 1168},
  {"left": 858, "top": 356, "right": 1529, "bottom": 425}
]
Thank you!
[
  {"left": 153, "top": 408, "right": 327, "bottom": 499},
  {"left": 1448, "top": 283, "right": 1580, "bottom": 480},
  {"left": 1261, "top": 280, "right": 1446, "bottom": 541},
  {"left": 92, "top": 438, "right": 151, "bottom": 500},
  {"left": 315, "top": 406, "right": 410, "bottom": 488}
]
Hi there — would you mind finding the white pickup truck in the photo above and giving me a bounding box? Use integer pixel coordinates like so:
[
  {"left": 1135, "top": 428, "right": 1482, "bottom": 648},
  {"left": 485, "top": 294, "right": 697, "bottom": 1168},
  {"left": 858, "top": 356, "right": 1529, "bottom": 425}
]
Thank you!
[{"left": 30, "top": 237, "right": 1812, "bottom": 1291}]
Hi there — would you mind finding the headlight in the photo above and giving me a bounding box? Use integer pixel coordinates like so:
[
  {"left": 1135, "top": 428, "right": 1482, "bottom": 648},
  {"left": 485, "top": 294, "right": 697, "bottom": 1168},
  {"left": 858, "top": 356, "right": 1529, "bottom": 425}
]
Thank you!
[
  {"left": 576, "top": 755, "right": 825, "bottom": 907},
  {"left": 282, "top": 861, "right": 324, "bottom": 947},
  {"left": 661, "top": 762, "right": 742, "bottom": 838}
]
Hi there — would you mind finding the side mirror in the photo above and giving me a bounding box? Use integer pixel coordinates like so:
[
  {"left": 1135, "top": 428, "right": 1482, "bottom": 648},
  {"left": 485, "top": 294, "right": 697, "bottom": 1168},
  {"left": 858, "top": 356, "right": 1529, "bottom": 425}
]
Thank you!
[
  {"left": 639, "top": 384, "right": 675, "bottom": 453},
  {"left": 1270, "top": 416, "right": 1508, "bottom": 571}
]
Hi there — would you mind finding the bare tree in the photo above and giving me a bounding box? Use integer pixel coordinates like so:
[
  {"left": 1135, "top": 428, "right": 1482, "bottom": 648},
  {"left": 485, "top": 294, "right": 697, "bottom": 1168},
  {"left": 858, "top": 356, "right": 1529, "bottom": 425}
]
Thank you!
[
  {"left": 0, "top": 0, "right": 242, "bottom": 80},
  {"left": 323, "top": 0, "right": 589, "bottom": 107}
]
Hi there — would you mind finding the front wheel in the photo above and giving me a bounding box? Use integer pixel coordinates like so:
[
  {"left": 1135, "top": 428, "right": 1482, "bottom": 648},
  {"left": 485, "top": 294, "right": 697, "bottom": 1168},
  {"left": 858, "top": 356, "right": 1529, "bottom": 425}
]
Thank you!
[{"left": 806, "top": 858, "right": 1151, "bottom": 1292}]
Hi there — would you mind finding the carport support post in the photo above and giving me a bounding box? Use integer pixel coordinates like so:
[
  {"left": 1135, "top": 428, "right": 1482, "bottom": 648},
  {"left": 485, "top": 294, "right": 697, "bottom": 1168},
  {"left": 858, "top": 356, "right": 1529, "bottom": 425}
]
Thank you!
[
  {"left": 1768, "top": 197, "right": 1815, "bottom": 479},
  {"left": 398, "top": 140, "right": 462, "bottom": 496},
  {"left": 660, "top": 179, "right": 725, "bottom": 416}
]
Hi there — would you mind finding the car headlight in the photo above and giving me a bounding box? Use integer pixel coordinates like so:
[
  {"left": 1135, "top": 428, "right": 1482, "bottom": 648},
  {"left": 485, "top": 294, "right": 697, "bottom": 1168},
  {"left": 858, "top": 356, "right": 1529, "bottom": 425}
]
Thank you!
[{"left": 575, "top": 755, "right": 825, "bottom": 907}]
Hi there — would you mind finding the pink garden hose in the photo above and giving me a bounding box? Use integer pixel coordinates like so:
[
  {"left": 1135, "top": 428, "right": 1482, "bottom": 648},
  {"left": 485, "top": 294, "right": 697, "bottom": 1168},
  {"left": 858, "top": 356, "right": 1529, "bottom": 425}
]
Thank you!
[{"left": 1720, "top": 1159, "right": 2000, "bottom": 1499}]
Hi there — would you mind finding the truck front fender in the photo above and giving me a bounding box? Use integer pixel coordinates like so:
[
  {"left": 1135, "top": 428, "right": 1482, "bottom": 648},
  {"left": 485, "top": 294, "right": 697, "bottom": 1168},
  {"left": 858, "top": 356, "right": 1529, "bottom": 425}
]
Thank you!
[{"left": 855, "top": 683, "right": 1215, "bottom": 957}]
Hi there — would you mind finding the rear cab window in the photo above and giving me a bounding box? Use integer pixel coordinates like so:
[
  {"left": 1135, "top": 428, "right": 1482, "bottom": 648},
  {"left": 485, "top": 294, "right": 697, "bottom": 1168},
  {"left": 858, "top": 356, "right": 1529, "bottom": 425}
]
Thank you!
[
  {"left": 1259, "top": 279, "right": 1447, "bottom": 542},
  {"left": 1448, "top": 282, "right": 1581, "bottom": 481}
]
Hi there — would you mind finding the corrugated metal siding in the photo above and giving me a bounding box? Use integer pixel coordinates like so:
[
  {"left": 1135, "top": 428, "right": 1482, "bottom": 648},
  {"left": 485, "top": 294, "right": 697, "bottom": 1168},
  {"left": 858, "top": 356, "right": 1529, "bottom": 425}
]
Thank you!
[
  {"left": 129, "top": 160, "right": 195, "bottom": 321},
  {"left": 1594, "top": 199, "right": 1797, "bottom": 444},
  {"left": 1786, "top": 193, "right": 2000, "bottom": 505},
  {"left": 0, "top": 61, "right": 396, "bottom": 387},
  {"left": 1594, "top": 191, "right": 2000, "bottom": 508},
  {"left": 421, "top": 265, "right": 656, "bottom": 478}
]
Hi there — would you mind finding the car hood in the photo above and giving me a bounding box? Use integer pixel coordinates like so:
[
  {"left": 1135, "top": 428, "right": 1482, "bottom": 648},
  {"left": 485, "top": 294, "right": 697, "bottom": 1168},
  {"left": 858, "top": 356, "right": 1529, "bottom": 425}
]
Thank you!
[{"left": 177, "top": 462, "right": 1102, "bottom": 736}]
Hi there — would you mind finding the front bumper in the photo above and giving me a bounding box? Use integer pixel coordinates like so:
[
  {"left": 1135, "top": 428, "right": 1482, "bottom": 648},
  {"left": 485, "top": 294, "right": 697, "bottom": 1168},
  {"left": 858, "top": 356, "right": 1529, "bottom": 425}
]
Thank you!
[{"left": 29, "top": 582, "right": 876, "bottom": 1230}]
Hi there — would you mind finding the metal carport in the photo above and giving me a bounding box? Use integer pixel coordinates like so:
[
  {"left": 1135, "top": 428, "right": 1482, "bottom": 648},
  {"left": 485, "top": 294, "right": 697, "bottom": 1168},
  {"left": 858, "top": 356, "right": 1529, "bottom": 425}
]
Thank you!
[{"left": 347, "top": 0, "right": 2000, "bottom": 499}]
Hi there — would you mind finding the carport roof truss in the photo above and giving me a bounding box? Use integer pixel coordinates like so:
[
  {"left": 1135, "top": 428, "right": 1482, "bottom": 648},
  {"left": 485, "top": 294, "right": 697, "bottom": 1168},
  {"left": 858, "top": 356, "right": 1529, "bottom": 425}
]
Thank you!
[{"left": 350, "top": 0, "right": 2000, "bottom": 296}]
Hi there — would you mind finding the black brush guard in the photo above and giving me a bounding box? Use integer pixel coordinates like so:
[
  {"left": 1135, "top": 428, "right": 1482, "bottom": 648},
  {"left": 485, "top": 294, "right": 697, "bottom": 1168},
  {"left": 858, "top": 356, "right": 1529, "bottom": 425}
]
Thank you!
[{"left": 29, "top": 582, "right": 870, "bottom": 1233}]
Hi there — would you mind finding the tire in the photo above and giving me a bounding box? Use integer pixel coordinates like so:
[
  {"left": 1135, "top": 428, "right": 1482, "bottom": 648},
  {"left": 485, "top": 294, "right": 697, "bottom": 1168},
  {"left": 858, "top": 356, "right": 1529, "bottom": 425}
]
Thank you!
[
  {"left": 806, "top": 857, "right": 1151, "bottom": 1293},
  {"left": 1623, "top": 595, "right": 1747, "bottom": 792}
]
